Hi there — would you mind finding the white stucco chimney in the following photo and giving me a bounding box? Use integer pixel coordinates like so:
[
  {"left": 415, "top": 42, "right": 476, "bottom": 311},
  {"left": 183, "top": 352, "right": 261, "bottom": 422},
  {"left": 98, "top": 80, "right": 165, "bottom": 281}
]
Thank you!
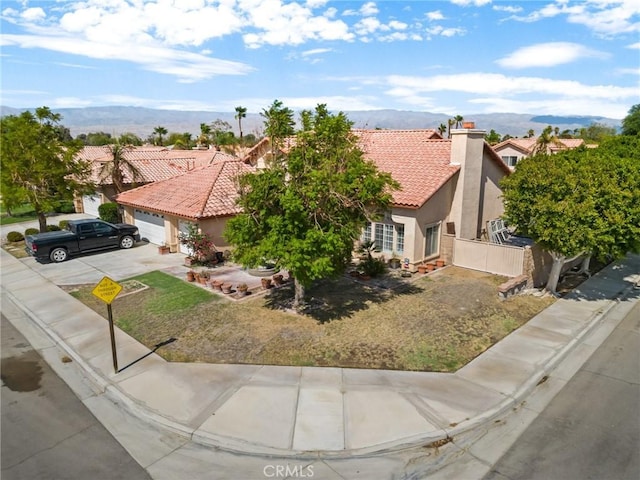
[{"left": 448, "top": 125, "right": 486, "bottom": 239}]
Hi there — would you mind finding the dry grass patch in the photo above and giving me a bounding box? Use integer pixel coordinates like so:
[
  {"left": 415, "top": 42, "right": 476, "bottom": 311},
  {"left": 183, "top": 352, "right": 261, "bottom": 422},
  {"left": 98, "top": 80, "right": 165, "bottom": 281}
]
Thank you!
[{"left": 68, "top": 268, "right": 555, "bottom": 372}]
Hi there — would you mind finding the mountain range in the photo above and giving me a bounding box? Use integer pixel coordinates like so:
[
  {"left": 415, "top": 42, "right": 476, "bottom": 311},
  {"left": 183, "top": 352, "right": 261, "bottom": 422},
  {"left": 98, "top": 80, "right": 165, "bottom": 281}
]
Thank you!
[{"left": 0, "top": 105, "right": 621, "bottom": 140}]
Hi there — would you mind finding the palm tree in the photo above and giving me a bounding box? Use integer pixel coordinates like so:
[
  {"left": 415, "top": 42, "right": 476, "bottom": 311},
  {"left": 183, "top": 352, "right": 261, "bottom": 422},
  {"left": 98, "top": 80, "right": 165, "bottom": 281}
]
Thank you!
[
  {"left": 438, "top": 123, "right": 447, "bottom": 136},
  {"left": 99, "top": 141, "right": 143, "bottom": 194},
  {"left": 198, "top": 123, "right": 211, "bottom": 146},
  {"left": 533, "top": 125, "right": 564, "bottom": 155},
  {"left": 526, "top": 129, "right": 535, "bottom": 138},
  {"left": 153, "top": 126, "right": 167, "bottom": 146},
  {"left": 447, "top": 118, "right": 455, "bottom": 138},
  {"left": 454, "top": 115, "right": 464, "bottom": 128},
  {"left": 235, "top": 106, "right": 247, "bottom": 142}
]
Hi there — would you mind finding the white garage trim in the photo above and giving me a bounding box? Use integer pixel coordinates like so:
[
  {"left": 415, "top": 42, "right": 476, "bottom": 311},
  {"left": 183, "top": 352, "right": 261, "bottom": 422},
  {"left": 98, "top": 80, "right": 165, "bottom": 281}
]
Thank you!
[
  {"left": 82, "top": 195, "right": 101, "bottom": 217},
  {"left": 134, "top": 209, "right": 165, "bottom": 245}
]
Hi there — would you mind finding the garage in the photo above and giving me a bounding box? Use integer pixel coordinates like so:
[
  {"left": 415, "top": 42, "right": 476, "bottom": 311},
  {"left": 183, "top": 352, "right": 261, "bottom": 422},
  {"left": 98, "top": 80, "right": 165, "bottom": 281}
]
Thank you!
[
  {"left": 134, "top": 209, "right": 165, "bottom": 245},
  {"left": 82, "top": 195, "right": 101, "bottom": 217}
]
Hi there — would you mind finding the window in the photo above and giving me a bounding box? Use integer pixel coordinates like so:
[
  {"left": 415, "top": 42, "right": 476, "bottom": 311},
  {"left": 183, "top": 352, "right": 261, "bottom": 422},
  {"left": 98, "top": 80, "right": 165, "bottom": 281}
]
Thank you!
[
  {"left": 501, "top": 156, "right": 518, "bottom": 167},
  {"left": 94, "top": 223, "right": 115, "bottom": 235},
  {"left": 425, "top": 224, "right": 440, "bottom": 257},
  {"left": 78, "top": 224, "right": 94, "bottom": 235},
  {"left": 374, "top": 223, "right": 394, "bottom": 252},
  {"left": 395, "top": 225, "right": 404, "bottom": 254},
  {"left": 361, "top": 222, "right": 372, "bottom": 243}
]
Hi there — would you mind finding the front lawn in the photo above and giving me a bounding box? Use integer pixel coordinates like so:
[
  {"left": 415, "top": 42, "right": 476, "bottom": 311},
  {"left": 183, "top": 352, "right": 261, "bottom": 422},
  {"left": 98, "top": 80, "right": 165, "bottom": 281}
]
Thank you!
[
  {"left": 0, "top": 203, "right": 37, "bottom": 225},
  {"left": 68, "top": 268, "right": 555, "bottom": 372}
]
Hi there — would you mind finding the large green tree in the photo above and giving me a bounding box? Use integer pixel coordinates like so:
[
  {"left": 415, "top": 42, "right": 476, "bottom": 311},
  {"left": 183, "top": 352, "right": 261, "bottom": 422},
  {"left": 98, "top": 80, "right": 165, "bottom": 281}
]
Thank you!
[
  {"left": 1, "top": 107, "right": 93, "bottom": 231},
  {"left": 225, "top": 103, "right": 398, "bottom": 310},
  {"left": 501, "top": 136, "right": 640, "bottom": 293},
  {"left": 261, "top": 100, "right": 295, "bottom": 163},
  {"left": 621, "top": 104, "right": 640, "bottom": 136}
]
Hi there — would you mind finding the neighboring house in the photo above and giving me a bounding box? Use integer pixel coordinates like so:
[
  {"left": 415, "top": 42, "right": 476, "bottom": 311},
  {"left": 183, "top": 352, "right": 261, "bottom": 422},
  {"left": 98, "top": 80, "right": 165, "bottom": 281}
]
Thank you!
[
  {"left": 493, "top": 137, "right": 585, "bottom": 168},
  {"left": 242, "top": 125, "right": 510, "bottom": 269},
  {"left": 115, "top": 159, "right": 255, "bottom": 253},
  {"left": 76, "top": 146, "right": 236, "bottom": 216}
]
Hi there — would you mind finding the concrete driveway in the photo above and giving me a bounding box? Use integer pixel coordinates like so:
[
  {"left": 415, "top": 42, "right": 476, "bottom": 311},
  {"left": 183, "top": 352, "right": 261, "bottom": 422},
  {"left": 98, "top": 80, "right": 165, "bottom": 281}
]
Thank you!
[{"left": 20, "top": 241, "right": 189, "bottom": 286}]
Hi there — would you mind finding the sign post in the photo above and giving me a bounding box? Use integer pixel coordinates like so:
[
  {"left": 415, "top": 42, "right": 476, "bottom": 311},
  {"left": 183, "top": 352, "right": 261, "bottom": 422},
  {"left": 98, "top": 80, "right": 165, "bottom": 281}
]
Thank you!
[{"left": 91, "top": 276, "right": 123, "bottom": 374}]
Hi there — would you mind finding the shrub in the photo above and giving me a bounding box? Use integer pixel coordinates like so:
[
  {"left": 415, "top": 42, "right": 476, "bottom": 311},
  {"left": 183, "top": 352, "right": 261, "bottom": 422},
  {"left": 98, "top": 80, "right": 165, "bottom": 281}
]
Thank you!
[
  {"left": 179, "top": 223, "right": 217, "bottom": 264},
  {"left": 361, "top": 256, "right": 387, "bottom": 277},
  {"left": 98, "top": 202, "right": 120, "bottom": 223},
  {"left": 6, "top": 231, "right": 24, "bottom": 242},
  {"left": 55, "top": 201, "right": 76, "bottom": 214},
  {"left": 58, "top": 220, "right": 69, "bottom": 230},
  {"left": 47, "top": 224, "right": 61, "bottom": 231},
  {"left": 24, "top": 228, "right": 39, "bottom": 236}
]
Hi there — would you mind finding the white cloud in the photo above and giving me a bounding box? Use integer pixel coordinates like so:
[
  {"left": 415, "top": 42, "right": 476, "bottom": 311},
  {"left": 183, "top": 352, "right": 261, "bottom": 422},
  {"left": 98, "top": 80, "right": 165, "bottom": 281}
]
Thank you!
[
  {"left": 360, "top": 2, "right": 379, "bottom": 16},
  {"left": 450, "top": 0, "right": 492, "bottom": 6},
  {"left": 426, "top": 10, "right": 445, "bottom": 21},
  {"left": 468, "top": 96, "right": 629, "bottom": 118},
  {"left": 426, "top": 25, "right": 466, "bottom": 38},
  {"left": 21, "top": 7, "right": 46, "bottom": 22},
  {"left": 2, "top": 33, "right": 253, "bottom": 82},
  {"left": 497, "top": 42, "right": 609, "bottom": 68},
  {"left": 510, "top": 0, "right": 640, "bottom": 37},
  {"left": 301, "top": 48, "right": 332, "bottom": 57},
  {"left": 627, "top": 42, "right": 640, "bottom": 49},
  {"left": 382, "top": 73, "right": 637, "bottom": 102},
  {"left": 493, "top": 5, "right": 522, "bottom": 14}
]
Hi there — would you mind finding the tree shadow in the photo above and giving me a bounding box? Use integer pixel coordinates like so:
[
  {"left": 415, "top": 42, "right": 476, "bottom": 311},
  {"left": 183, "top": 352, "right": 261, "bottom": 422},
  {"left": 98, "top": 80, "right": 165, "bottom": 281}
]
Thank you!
[
  {"left": 263, "top": 274, "right": 424, "bottom": 324},
  {"left": 562, "top": 258, "right": 640, "bottom": 303}
]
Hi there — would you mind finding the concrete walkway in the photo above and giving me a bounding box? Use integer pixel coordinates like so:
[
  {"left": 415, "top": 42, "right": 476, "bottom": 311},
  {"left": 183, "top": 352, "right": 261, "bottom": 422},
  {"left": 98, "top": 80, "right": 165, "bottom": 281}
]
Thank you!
[{"left": 1, "top": 246, "right": 638, "bottom": 461}]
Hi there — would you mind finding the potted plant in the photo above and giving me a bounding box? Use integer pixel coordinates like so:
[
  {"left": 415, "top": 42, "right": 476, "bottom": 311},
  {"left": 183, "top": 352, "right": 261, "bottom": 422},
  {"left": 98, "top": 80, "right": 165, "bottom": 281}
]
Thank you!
[
  {"left": 261, "top": 278, "right": 272, "bottom": 289},
  {"left": 272, "top": 274, "right": 284, "bottom": 286},
  {"left": 237, "top": 283, "right": 249, "bottom": 297},
  {"left": 158, "top": 243, "right": 171, "bottom": 255},
  {"left": 186, "top": 270, "right": 195, "bottom": 282},
  {"left": 417, "top": 264, "right": 428, "bottom": 274},
  {"left": 211, "top": 279, "right": 223, "bottom": 291},
  {"left": 221, "top": 283, "right": 232, "bottom": 294},
  {"left": 436, "top": 259, "right": 445, "bottom": 268},
  {"left": 426, "top": 263, "right": 436, "bottom": 272},
  {"left": 199, "top": 271, "right": 210, "bottom": 284},
  {"left": 389, "top": 252, "right": 401, "bottom": 269}
]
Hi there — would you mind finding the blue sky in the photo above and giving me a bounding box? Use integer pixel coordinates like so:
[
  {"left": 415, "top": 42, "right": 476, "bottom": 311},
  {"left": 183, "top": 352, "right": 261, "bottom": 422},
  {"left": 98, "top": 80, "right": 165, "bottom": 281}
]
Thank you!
[{"left": 1, "top": 0, "right": 638, "bottom": 119}]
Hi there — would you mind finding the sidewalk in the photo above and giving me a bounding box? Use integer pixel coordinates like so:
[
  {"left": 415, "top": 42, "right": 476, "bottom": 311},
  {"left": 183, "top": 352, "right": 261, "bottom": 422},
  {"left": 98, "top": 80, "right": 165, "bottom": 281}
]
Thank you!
[{"left": 1, "top": 248, "right": 638, "bottom": 460}]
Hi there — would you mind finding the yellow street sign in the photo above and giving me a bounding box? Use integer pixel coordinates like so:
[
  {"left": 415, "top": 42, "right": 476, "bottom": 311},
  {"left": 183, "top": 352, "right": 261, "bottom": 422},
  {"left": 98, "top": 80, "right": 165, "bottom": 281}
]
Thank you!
[{"left": 92, "top": 276, "right": 123, "bottom": 304}]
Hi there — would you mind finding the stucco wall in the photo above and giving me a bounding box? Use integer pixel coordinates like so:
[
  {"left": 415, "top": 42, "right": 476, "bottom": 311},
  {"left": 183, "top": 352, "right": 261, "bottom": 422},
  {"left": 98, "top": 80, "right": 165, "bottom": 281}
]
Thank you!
[{"left": 479, "top": 147, "right": 507, "bottom": 239}]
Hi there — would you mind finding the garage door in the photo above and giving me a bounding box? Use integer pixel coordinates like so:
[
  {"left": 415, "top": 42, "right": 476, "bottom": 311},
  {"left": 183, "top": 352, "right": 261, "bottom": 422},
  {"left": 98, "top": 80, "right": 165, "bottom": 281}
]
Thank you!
[
  {"left": 134, "top": 209, "right": 165, "bottom": 245},
  {"left": 82, "top": 195, "right": 101, "bottom": 217},
  {"left": 178, "top": 220, "right": 195, "bottom": 255}
]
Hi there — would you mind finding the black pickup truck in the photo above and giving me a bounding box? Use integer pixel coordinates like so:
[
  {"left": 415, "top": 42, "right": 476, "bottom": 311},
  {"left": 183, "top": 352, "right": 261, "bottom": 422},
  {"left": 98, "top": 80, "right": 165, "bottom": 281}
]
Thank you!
[{"left": 25, "top": 219, "right": 141, "bottom": 263}]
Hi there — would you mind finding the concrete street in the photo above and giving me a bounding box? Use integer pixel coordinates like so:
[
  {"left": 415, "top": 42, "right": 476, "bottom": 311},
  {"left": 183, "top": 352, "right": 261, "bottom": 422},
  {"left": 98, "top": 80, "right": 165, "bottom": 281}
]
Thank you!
[
  {"left": 1, "top": 313, "right": 151, "bottom": 480},
  {"left": 483, "top": 300, "right": 640, "bottom": 480}
]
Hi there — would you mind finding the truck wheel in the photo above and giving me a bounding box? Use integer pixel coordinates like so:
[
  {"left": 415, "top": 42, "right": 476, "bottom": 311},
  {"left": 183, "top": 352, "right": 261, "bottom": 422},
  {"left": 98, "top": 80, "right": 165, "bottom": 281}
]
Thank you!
[
  {"left": 119, "top": 235, "right": 134, "bottom": 249},
  {"left": 50, "top": 247, "right": 68, "bottom": 263}
]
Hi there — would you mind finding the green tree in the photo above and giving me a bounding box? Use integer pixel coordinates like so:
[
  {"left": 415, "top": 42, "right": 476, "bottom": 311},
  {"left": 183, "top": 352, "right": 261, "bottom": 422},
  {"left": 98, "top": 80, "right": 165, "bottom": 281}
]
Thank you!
[
  {"left": 501, "top": 137, "right": 640, "bottom": 293},
  {"left": 225, "top": 103, "right": 398, "bottom": 310},
  {"left": 77, "top": 131, "right": 113, "bottom": 145},
  {"left": 485, "top": 129, "right": 502, "bottom": 145},
  {"left": 198, "top": 123, "right": 211, "bottom": 146},
  {"left": 99, "top": 141, "right": 143, "bottom": 194},
  {"left": 118, "top": 132, "right": 143, "bottom": 146},
  {"left": 578, "top": 122, "right": 616, "bottom": 142},
  {"left": 454, "top": 114, "right": 464, "bottom": 128},
  {"left": 261, "top": 100, "right": 295, "bottom": 163},
  {"left": 153, "top": 126, "right": 167, "bottom": 146},
  {"left": 0, "top": 108, "right": 92, "bottom": 232},
  {"left": 235, "top": 106, "right": 247, "bottom": 142},
  {"left": 532, "top": 125, "right": 563, "bottom": 155},
  {"left": 210, "top": 119, "right": 235, "bottom": 150},
  {"left": 621, "top": 104, "right": 640, "bottom": 136},
  {"left": 437, "top": 123, "right": 447, "bottom": 136}
]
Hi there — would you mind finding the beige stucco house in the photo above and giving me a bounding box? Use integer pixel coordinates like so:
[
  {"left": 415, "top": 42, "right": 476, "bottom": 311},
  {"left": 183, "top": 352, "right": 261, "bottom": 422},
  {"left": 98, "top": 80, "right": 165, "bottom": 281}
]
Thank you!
[
  {"left": 241, "top": 125, "right": 511, "bottom": 269},
  {"left": 115, "top": 158, "right": 255, "bottom": 253},
  {"left": 493, "top": 137, "right": 585, "bottom": 168}
]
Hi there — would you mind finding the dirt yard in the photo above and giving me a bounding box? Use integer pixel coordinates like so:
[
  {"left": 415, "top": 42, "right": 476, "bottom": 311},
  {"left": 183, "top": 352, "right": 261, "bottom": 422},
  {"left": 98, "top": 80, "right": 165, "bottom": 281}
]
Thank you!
[{"left": 68, "top": 266, "right": 556, "bottom": 372}]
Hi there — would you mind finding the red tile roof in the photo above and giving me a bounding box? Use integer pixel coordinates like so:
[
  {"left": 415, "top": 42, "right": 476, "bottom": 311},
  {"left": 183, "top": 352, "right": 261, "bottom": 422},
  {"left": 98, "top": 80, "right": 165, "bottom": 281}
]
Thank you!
[
  {"left": 79, "top": 146, "right": 236, "bottom": 184},
  {"left": 354, "top": 130, "right": 460, "bottom": 209},
  {"left": 493, "top": 137, "right": 585, "bottom": 155},
  {"left": 115, "top": 160, "right": 255, "bottom": 219}
]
